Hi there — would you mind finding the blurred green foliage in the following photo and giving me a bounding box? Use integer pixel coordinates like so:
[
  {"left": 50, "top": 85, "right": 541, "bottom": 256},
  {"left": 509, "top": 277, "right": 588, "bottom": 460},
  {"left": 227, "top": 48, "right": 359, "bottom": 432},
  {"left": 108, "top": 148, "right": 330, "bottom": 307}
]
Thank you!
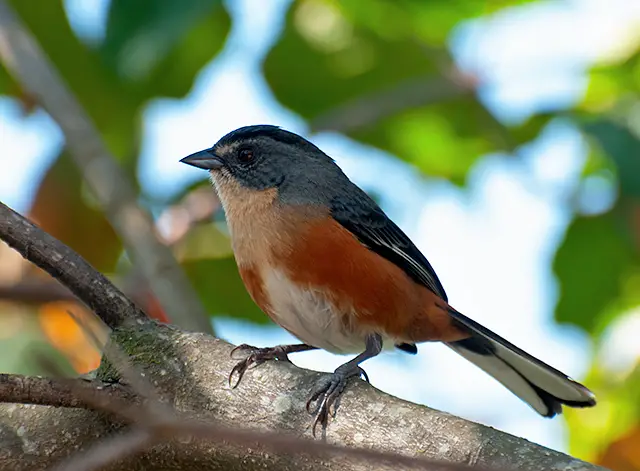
[
  {"left": 264, "top": 0, "right": 547, "bottom": 184},
  {"left": 0, "top": 0, "right": 639, "bottom": 466}
]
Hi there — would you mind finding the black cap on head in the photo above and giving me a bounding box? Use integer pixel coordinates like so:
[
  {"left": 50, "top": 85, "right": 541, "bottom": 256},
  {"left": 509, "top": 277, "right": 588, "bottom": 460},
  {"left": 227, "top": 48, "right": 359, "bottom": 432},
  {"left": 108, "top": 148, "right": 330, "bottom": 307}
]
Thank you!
[{"left": 214, "top": 124, "right": 329, "bottom": 158}]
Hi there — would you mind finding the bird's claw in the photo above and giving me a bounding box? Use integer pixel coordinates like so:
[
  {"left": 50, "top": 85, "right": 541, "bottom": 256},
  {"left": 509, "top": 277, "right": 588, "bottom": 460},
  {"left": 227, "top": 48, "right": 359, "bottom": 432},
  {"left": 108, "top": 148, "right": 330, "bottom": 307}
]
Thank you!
[
  {"left": 228, "top": 344, "right": 291, "bottom": 389},
  {"left": 306, "top": 366, "right": 368, "bottom": 437}
]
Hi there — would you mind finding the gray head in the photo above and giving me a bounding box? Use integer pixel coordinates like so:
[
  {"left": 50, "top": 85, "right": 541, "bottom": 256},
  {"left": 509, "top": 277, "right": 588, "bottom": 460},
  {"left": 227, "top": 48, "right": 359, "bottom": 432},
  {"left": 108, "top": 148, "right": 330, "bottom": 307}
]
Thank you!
[{"left": 180, "top": 125, "right": 349, "bottom": 205}]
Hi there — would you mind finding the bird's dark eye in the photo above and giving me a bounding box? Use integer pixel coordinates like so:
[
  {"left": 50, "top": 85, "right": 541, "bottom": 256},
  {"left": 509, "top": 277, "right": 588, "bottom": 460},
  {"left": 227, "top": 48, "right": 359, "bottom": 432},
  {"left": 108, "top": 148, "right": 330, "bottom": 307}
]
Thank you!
[{"left": 238, "top": 148, "right": 254, "bottom": 163}]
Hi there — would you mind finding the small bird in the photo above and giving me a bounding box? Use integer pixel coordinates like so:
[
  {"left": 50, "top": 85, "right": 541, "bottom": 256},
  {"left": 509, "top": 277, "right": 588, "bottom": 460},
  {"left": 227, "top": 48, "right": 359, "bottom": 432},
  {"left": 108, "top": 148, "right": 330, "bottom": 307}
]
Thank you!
[{"left": 180, "top": 125, "right": 596, "bottom": 433}]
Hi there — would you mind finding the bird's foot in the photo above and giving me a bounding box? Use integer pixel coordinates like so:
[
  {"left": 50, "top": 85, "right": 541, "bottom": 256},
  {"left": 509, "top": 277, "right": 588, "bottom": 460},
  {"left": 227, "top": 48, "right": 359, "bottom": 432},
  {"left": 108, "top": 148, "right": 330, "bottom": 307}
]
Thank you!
[
  {"left": 228, "top": 344, "right": 292, "bottom": 388},
  {"left": 306, "top": 364, "right": 369, "bottom": 437}
]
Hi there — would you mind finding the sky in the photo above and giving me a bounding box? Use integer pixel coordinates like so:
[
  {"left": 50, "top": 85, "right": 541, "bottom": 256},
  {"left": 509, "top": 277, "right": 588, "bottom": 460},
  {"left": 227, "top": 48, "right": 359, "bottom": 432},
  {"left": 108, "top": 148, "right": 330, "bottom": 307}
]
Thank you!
[{"left": 1, "top": 0, "right": 639, "bottom": 454}]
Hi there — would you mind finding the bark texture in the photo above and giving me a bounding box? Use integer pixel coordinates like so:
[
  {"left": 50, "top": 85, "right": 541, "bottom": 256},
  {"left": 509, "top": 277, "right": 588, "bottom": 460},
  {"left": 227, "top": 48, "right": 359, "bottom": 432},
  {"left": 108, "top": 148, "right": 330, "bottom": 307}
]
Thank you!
[{"left": 0, "top": 321, "right": 605, "bottom": 471}]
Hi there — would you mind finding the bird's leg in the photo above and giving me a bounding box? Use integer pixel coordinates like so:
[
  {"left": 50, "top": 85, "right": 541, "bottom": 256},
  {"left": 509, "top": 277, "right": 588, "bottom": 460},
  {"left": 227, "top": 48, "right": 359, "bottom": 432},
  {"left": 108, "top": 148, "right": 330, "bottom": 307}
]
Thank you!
[
  {"left": 228, "top": 343, "right": 317, "bottom": 388},
  {"left": 306, "top": 333, "right": 383, "bottom": 437}
]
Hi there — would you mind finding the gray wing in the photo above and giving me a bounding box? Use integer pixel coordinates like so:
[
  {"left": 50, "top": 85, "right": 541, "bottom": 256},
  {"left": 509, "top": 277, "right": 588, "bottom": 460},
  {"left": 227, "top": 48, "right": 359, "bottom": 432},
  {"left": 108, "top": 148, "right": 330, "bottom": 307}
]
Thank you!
[{"left": 330, "top": 193, "right": 448, "bottom": 302}]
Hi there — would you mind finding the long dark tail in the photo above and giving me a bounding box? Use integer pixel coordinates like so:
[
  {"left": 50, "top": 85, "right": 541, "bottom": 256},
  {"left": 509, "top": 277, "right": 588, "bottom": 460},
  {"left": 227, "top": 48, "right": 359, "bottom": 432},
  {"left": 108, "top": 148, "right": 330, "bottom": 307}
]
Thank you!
[{"left": 446, "top": 308, "right": 596, "bottom": 417}]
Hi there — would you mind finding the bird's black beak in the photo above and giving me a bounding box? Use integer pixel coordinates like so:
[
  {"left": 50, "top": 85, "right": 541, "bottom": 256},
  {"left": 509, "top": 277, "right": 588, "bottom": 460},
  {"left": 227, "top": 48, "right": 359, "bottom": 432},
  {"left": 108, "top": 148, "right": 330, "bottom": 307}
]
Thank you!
[{"left": 180, "top": 149, "right": 224, "bottom": 170}]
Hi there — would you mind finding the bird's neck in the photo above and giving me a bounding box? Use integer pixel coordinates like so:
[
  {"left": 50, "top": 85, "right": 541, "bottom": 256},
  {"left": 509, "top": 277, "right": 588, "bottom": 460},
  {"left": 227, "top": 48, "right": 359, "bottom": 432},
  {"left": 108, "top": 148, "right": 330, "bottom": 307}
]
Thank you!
[{"left": 210, "top": 173, "right": 283, "bottom": 267}]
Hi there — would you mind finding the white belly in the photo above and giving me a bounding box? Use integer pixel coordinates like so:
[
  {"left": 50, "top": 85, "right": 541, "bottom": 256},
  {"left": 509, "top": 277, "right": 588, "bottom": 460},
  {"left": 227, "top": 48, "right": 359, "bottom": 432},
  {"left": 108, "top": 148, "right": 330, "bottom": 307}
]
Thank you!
[{"left": 262, "top": 268, "right": 373, "bottom": 354}]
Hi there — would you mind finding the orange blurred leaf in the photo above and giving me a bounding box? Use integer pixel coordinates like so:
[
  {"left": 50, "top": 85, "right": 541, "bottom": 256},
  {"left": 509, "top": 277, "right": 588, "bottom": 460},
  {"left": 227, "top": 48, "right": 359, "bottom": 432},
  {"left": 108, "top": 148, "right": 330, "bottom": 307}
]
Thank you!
[
  {"left": 29, "top": 153, "right": 122, "bottom": 273},
  {"left": 598, "top": 426, "right": 640, "bottom": 471},
  {"left": 38, "top": 301, "right": 106, "bottom": 374},
  {"left": 141, "top": 290, "right": 170, "bottom": 323}
]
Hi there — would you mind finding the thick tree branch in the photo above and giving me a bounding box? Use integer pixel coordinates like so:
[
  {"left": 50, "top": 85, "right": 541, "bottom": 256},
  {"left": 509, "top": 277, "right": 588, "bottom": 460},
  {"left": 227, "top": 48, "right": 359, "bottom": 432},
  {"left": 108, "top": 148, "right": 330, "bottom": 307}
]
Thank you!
[
  {"left": 0, "top": 370, "right": 478, "bottom": 471},
  {"left": 0, "top": 202, "right": 145, "bottom": 329},
  {"left": 0, "top": 323, "right": 605, "bottom": 471},
  {"left": 0, "top": 0, "right": 212, "bottom": 334},
  {"left": 0, "top": 193, "right": 604, "bottom": 470}
]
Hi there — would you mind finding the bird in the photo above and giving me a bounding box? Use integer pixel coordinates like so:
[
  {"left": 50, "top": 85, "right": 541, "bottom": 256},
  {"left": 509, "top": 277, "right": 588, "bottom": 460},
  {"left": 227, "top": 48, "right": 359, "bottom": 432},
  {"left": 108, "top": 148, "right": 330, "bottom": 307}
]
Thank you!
[{"left": 180, "top": 124, "right": 596, "bottom": 434}]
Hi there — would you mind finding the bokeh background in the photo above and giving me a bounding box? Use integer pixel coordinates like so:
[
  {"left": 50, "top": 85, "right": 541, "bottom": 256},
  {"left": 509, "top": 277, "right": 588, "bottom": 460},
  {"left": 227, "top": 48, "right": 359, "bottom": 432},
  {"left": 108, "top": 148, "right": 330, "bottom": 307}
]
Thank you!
[{"left": 1, "top": 0, "right": 639, "bottom": 468}]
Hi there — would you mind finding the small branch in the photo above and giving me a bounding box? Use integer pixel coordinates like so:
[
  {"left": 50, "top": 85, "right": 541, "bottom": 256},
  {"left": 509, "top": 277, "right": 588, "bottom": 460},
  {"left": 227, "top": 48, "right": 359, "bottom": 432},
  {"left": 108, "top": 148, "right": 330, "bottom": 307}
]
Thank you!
[
  {"left": 0, "top": 202, "right": 145, "bottom": 329},
  {"left": 0, "top": 281, "right": 75, "bottom": 304},
  {"left": 0, "top": 374, "right": 138, "bottom": 411},
  {"left": 0, "top": 0, "right": 213, "bottom": 335},
  {"left": 51, "top": 428, "right": 155, "bottom": 471},
  {"left": 310, "top": 73, "right": 476, "bottom": 133}
]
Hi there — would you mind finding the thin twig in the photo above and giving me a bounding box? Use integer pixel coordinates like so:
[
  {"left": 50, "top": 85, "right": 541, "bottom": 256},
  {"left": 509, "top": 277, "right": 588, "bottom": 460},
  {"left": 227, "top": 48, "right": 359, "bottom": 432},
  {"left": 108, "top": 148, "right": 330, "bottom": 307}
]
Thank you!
[
  {"left": 0, "top": 202, "right": 145, "bottom": 329},
  {"left": 0, "top": 0, "right": 213, "bottom": 335},
  {"left": 49, "top": 428, "right": 155, "bottom": 471},
  {"left": 310, "top": 73, "right": 475, "bottom": 133},
  {"left": 0, "top": 374, "right": 138, "bottom": 412},
  {"left": 0, "top": 281, "right": 76, "bottom": 304}
]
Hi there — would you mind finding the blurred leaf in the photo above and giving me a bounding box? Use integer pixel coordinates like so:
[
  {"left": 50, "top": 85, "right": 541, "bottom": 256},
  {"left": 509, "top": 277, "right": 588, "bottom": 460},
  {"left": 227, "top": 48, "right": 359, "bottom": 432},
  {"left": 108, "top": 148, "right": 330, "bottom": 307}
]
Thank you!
[
  {"left": 553, "top": 211, "right": 638, "bottom": 334},
  {"left": 38, "top": 301, "right": 105, "bottom": 374},
  {"left": 385, "top": 0, "right": 537, "bottom": 46},
  {"left": 139, "top": 290, "right": 171, "bottom": 324},
  {"left": 102, "top": 0, "right": 231, "bottom": 97},
  {"left": 0, "top": 305, "right": 75, "bottom": 375},
  {"left": 566, "top": 359, "right": 640, "bottom": 464},
  {"left": 4, "top": 0, "right": 230, "bottom": 168},
  {"left": 29, "top": 153, "right": 122, "bottom": 272},
  {"left": 582, "top": 119, "right": 640, "bottom": 198},
  {"left": 598, "top": 426, "right": 640, "bottom": 471},
  {"left": 581, "top": 51, "right": 640, "bottom": 112},
  {"left": 183, "top": 257, "right": 268, "bottom": 324},
  {"left": 175, "top": 222, "right": 232, "bottom": 261},
  {"left": 0, "top": 63, "right": 24, "bottom": 106},
  {"left": 6, "top": 0, "right": 140, "bottom": 161},
  {"left": 263, "top": 0, "right": 546, "bottom": 183}
]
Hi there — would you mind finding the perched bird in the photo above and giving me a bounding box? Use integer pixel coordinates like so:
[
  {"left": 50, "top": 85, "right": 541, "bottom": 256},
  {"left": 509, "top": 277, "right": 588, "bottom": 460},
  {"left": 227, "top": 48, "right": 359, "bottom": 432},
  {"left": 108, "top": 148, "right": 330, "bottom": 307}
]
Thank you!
[{"left": 180, "top": 125, "right": 596, "bottom": 433}]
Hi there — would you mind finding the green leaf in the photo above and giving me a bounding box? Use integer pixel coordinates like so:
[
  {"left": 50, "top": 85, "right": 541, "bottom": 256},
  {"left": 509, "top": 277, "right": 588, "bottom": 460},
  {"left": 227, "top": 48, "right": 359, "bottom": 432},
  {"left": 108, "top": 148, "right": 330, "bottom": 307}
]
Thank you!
[
  {"left": 582, "top": 119, "right": 640, "bottom": 198},
  {"left": 4, "top": 0, "right": 230, "bottom": 167},
  {"left": 566, "top": 360, "right": 640, "bottom": 462},
  {"left": 553, "top": 211, "right": 638, "bottom": 334},
  {"left": 580, "top": 50, "right": 640, "bottom": 112},
  {"left": 102, "top": 0, "right": 231, "bottom": 97},
  {"left": 7, "top": 0, "right": 140, "bottom": 160},
  {"left": 183, "top": 257, "right": 269, "bottom": 324},
  {"left": 0, "top": 309, "right": 75, "bottom": 376}
]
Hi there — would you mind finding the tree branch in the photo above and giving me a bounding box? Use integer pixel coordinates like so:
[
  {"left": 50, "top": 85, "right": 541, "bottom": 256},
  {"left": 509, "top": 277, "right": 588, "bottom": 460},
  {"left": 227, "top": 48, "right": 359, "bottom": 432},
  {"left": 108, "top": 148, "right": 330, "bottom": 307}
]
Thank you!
[
  {"left": 0, "top": 200, "right": 605, "bottom": 470},
  {"left": 0, "top": 202, "right": 145, "bottom": 329},
  {"left": 0, "top": 367, "right": 480, "bottom": 471},
  {"left": 0, "top": 374, "right": 138, "bottom": 411},
  {"left": 310, "top": 73, "right": 475, "bottom": 133},
  {"left": 0, "top": 323, "right": 605, "bottom": 471},
  {"left": 0, "top": 281, "right": 75, "bottom": 304},
  {"left": 0, "top": 0, "right": 212, "bottom": 334},
  {"left": 0, "top": 192, "right": 604, "bottom": 470}
]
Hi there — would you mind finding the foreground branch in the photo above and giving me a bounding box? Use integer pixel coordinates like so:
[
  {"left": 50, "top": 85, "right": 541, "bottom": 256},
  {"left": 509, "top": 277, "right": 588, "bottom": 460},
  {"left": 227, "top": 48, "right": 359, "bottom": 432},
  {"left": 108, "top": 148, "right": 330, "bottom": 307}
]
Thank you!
[
  {"left": 0, "top": 374, "right": 138, "bottom": 411},
  {"left": 0, "top": 280, "right": 75, "bottom": 304},
  {"left": 0, "top": 323, "right": 604, "bottom": 471},
  {"left": 0, "top": 202, "right": 145, "bottom": 329},
  {"left": 0, "top": 181, "right": 603, "bottom": 470},
  {"left": 0, "top": 0, "right": 212, "bottom": 334}
]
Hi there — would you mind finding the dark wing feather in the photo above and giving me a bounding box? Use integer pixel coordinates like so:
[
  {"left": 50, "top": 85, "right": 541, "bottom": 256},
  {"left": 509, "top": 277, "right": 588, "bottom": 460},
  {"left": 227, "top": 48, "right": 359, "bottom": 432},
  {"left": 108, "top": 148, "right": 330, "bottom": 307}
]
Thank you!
[{"left": 330, "top": 195, "right": 448, "bottom": 301}]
